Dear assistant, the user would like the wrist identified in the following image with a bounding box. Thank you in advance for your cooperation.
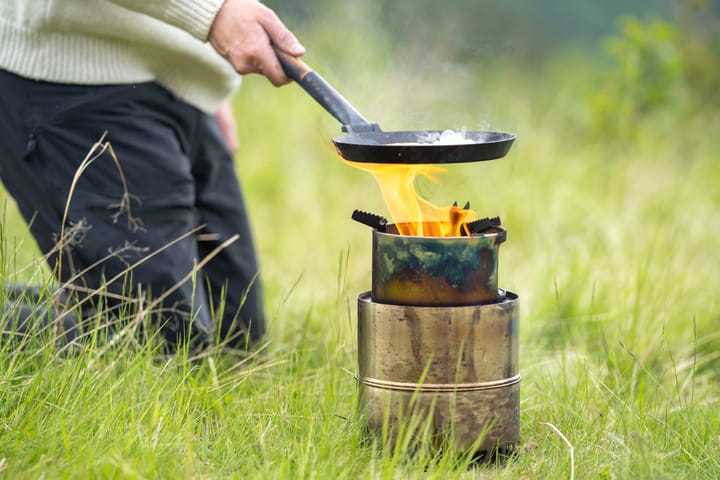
[164,0,226,40]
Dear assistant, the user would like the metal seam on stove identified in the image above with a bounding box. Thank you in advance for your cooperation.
[355,373,521,392]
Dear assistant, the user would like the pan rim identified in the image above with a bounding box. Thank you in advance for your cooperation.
[332,130,516,164]
[332,129,516,147]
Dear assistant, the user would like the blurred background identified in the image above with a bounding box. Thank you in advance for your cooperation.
[2,0,719,357]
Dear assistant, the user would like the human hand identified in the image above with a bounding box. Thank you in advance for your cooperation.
[209,0,305,86]
[215,100,239,154]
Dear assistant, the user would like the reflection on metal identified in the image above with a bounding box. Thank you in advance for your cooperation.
[371,227,505,306]
[357,291,520,453]
[357,373,521,393]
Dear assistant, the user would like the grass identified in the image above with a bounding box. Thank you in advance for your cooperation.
[1,46,719,478]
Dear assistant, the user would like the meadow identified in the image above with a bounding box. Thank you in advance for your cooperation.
[1,11,719,479]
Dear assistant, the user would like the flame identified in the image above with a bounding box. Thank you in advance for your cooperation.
[344,160,478,237]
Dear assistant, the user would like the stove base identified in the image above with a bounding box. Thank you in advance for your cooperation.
[357,290,520,454]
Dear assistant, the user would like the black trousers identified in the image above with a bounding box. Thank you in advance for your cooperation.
[0,69,265,348]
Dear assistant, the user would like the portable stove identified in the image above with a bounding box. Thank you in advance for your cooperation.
[352,212,520,459]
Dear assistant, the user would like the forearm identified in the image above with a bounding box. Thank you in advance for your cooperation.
[108,0,304,86]
[107,0,227,40]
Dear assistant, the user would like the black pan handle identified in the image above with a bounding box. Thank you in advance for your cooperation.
[273,46,380,133]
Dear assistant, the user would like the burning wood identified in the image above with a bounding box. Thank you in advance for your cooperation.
[351,209,502,239]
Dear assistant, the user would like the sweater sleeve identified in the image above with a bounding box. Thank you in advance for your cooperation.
[107,0,226,41]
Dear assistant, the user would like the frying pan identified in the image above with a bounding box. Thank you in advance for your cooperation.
[274,47,516,164]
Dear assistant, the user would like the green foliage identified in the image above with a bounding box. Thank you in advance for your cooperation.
[588,16,687,138]
[271,0,673,65]
[673,0,720,106]
[587,4,720,140]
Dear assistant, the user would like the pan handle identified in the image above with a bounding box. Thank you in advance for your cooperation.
[273,46,380,133]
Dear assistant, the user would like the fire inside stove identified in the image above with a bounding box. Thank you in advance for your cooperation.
[343,160,482,237]
[353,210,505,307]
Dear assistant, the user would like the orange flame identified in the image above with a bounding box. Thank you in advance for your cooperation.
[344,160,478,237]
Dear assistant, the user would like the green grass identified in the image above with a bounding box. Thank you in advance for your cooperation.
[1,50,719,478]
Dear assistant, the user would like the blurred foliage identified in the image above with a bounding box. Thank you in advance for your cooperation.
[586,1,720,139]
[590,1,720,138]
[673,0,720,104]
[269,0,673,65]
[588,17,688,138]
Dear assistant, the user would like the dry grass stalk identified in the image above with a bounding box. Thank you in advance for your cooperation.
[15,132,243,351]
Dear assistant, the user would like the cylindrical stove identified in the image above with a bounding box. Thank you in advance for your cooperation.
[355,221,520,458]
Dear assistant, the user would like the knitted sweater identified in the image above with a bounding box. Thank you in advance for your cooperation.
[0,0,239,113]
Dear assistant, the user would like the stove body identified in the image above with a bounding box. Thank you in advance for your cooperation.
[356,226,520,455]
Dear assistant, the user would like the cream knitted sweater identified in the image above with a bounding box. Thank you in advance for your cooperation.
[0,0,239,113]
